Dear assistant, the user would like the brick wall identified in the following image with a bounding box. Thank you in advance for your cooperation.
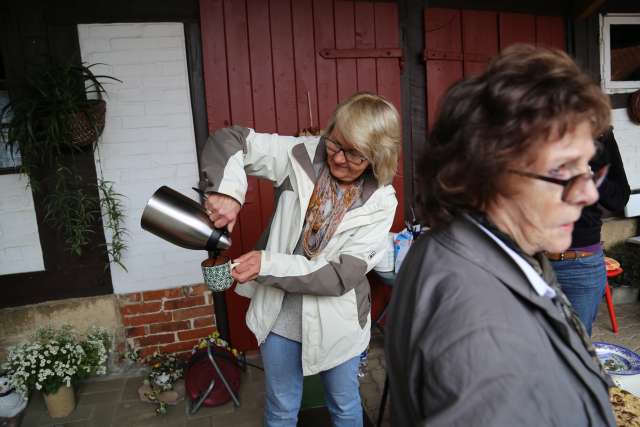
[118,284,216,359]
[0,174,44,275]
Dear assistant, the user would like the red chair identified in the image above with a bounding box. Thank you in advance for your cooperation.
[604,257,622,334]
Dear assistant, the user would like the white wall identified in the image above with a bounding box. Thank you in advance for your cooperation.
[0,174,44,275]
[611,109,640,217]
[78,23,205,294]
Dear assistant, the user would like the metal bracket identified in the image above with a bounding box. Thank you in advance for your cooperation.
[423,49,493,63]
[319,48,403,59]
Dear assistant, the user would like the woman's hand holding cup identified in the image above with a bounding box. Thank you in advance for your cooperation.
[231,251,261,283]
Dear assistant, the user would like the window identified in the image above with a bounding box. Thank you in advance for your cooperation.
[600,13,640,94]
[0,51,21,171]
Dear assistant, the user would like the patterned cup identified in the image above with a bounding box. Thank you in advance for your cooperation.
[201,257,235,292]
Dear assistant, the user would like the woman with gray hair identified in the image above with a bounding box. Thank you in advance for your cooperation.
[385,45,616,426]
[199,92,400,426]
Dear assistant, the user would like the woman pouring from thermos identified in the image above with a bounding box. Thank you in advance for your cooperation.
[198,92,400,427]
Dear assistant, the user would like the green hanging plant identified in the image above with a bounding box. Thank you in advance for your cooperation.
[0,61,127,269]
[98,179,128,271]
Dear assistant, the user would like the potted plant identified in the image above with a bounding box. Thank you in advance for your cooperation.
[0,61,127,269]
[1,325,111,418]
[137,351,186,415]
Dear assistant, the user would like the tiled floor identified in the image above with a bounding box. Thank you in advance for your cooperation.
[15,301,639,427]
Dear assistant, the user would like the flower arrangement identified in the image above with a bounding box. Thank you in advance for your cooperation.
[2,325,111,398]
[128,349,186,415]
[193,331,240,359]
[127,331,243,416]
[145,352,185,415]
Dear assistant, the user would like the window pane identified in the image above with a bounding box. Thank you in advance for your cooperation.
[0,90,21,169]
[610,24,640,82]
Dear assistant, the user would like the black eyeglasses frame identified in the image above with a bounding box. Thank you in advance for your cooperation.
[508,165,610,201]
[323,136,369,166]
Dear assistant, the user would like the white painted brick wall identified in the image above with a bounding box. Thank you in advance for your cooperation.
[613,109,640,189]
[0,174,45,274]
[78,23,203,294]
[612,109,640,217]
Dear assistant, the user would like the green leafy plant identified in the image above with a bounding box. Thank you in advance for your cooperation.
[2,325,111,397]
[98,178,128,271]
[0,61,127,269]
[145,352,185,415]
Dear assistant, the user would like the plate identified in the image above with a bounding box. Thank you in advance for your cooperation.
[605,256,621,271]
[612,374,640,397]
[594,342,640,375]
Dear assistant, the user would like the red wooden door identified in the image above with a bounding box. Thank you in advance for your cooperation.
[199,0,404,350]
[425,8,565,128]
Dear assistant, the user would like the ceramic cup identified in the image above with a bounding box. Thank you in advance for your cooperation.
[201,257,236,292]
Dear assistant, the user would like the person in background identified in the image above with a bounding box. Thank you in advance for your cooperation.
[385,44,616,426]
[549,126,630,335]
[199,93,400,427]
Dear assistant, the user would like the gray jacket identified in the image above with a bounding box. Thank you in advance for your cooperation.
[385,217,615,426]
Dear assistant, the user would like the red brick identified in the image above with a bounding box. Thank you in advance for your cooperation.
[172,306,213,321]
[191,285,208,295]
[120,301,162,316]
[143,288,183,301]
[138,346,158,359]
[163,296,206,311]
[178,326,215,341]
[159,339,200,354]
[193,317,214,328]
[125,326,147,338]
[149,321,190,334]
[135,333,175,347]
[119,292,142,304]
[122,312,172,327]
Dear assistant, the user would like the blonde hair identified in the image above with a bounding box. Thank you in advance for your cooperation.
[324,92,401,186]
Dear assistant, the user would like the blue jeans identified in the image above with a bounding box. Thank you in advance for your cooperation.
[551,250,606,336]
[260,333,363,427]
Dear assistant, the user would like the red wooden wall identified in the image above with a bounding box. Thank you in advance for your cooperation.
[199,0,404,350]
[424,8,565,128]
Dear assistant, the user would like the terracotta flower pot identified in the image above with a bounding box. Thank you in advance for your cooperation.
[43,385,75,418]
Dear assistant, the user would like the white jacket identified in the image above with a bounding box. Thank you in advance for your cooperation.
[199,126,397,375]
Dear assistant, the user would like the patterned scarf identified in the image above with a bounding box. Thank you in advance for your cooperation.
[302,166,363,258]
[472,214,612,386]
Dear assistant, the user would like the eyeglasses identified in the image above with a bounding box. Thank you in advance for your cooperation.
[324,136,369,166]
[508,165,609,202]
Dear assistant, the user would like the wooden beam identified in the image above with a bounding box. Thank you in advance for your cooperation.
[573,0,606,20]
[398,0,428,221]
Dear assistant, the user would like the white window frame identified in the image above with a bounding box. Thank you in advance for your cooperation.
[599,13,640,94]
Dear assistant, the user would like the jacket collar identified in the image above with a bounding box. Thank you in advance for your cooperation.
[433,216,612,399]
[291,137,379,205]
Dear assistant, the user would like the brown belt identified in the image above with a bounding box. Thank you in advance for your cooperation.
[545,250,595,261]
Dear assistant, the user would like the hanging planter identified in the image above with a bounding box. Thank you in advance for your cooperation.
[69,99,107,147]
[0,62,128,269]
